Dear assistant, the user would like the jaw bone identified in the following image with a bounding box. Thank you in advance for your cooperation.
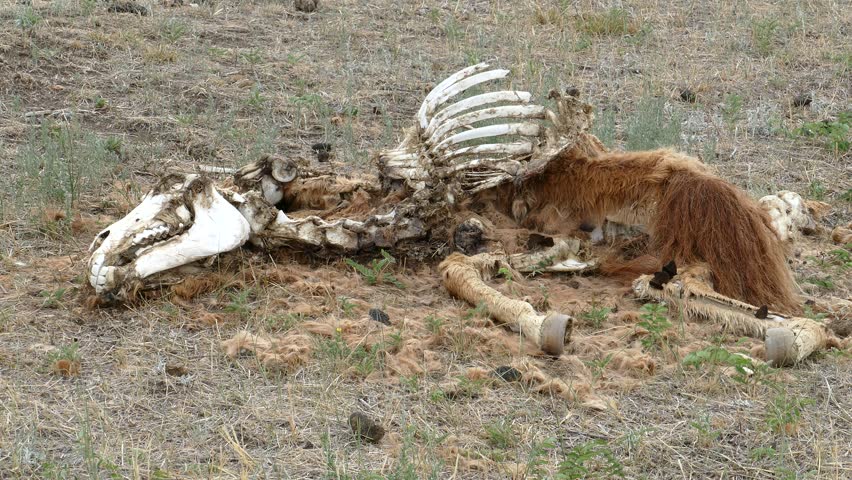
[87,174,250,298]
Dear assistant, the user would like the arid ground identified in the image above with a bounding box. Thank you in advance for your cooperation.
[0,1,850,478]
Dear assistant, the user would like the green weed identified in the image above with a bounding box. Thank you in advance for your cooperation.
[579,305,612,329]
[625,96,682,150]
[765,393,813,434]
[637,303,671,351]
[345,250,405,289]
[484,419,517,449]
[751,18,780,57]
[556,439,625,479]
[576,8,641,37]
[683,345,755,383]
[14,122,120,225]
[794,113,851,152]
[159,18,188,43]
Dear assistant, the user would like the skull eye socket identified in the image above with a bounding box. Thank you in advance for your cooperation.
[98,230,110,239]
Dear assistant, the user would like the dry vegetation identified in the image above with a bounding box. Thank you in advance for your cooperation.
[1,0,851,478]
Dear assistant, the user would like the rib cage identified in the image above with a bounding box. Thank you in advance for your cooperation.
[379,63,592,198]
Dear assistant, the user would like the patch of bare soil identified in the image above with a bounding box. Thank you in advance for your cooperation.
[0,1,850,478]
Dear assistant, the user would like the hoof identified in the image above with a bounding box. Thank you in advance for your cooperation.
[765,327,796,367]
[540,313,572,356]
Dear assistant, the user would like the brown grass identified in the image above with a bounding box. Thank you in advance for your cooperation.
[0,0,850,478]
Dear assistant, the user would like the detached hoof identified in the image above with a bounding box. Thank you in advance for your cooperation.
[540,313,572,356]
[765,327,796,367]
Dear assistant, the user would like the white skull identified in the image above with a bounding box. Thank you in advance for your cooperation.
[87,174,250,300]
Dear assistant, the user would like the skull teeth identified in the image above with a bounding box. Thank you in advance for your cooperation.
[88,254,114,293]
[132,222,187,246]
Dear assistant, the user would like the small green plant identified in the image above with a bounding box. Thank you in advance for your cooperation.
[804,276,835,291]
[750,446,777,461]
[625,96,682,150]
[576,8,641,37]
[400,375,419,393]
[239,48,263,65]
[579,304,612,329]
[682,345,755,383]
[751,18,780,57]
[40,288,68,309]
[47,342,81,366]
[637,303,671,351]
[315,330,382,377]
[722,93,744,128]
[338,296,357,317]
[15,122,120,223]
[802,305,828,322]
[807,180,828,200]
[15,7,42,33]
[765,393,813,434]
[689,414,720,447]
[224,288,254,320]
[484,419,517,450]
[827,247,852,269]
[524,437,557,478]
[159,18,188,43]
[425,314,444,334]
[584,353,613,387]
[93,96,108,110]
[464,302,488,320]
[264,313,301,332]
[794,113,851,152]
[102,136,122,156]
[556,439,625,479]
[344,250,405,288]
[840,188,852,202]
[246,85,266,109]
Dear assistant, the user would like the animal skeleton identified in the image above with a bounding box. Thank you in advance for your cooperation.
[86,64,834,365]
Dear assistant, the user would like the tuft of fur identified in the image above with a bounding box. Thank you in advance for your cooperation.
[520,137,798,311]
[652,169,797,312]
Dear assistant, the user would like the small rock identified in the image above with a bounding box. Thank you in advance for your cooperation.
[294,0,318,13]
[493,365,522,382]
[311,142,332,162]
[565,86,581,97]
[368,308,390,325]
[790,93,812,108]
[349,412,384,443]
[678,88,696,103]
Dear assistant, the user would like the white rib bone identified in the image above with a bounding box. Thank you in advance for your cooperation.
[427,105,547,146]
[443,143,533,163]
[445,157,525,176]
[426,70,512,122]
[432,123,541,152]
[425,91,532,137]
[417,63,491,129]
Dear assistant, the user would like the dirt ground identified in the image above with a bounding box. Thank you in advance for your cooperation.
[1,1,851,479]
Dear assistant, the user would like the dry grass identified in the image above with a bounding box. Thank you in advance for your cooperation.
[0,0,851,478]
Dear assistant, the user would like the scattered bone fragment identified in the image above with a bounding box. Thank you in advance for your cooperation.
[633,264,834,366]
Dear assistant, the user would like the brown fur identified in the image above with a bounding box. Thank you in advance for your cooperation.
[519,135,798,311]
